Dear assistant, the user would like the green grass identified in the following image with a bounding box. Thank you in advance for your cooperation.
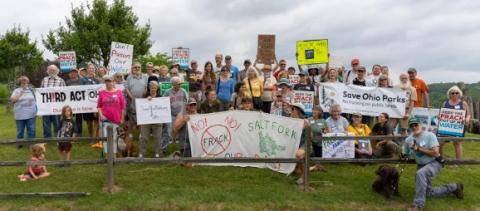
[0,106,479,210]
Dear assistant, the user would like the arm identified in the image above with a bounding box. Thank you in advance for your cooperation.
[173,113,186,133]
[272,58,278,72]
[414,145,440,157]
[424,91,431,108]
[10,89,22,103]
[464,101,471,123]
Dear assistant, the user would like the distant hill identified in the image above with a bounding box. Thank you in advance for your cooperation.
[428,81,480,108]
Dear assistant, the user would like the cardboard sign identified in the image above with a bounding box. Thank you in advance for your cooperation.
[257,34,276,64]
[296,39,329,65]
[289,75,300,85]
[108,42,134,75]
[437,108,466,137]
[319,83,407,118]
[188,111,304,174]
[172,48,190,70]
[58,51,76,73]
[292,90,314,116]
[322,133,355,159]
[135,97,172,125]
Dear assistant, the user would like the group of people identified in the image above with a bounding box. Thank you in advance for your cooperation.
[10,54,468,209]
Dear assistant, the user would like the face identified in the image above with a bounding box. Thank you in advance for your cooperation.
[146,64,154,74]
[352,63,359,70]
[87,65,96,76]
[150,85,158,93]
[299,75,306,83]
[329,69,337,80]
[160,68,168,75]
[69,71,79,80]
[244,62,251,69]
[312,108,321,118]
[171,71,179,76]
[114,75,123,83]
[80,70,87,77]
[222,69,229,77]
[19,77,29,85]
[379,78,388,87]
[372,66,382,75]
[408,71,416,80]
[187,103,197,112]
[243,101,253,110]
[172,81,181,90]
[65,108,72,117]
[400,75,409,84]
[279,62,286,70]
[215,55,222,64]
[225,59,232,65]
[378,114,387,124]
[288,68,295,75]
[357,69,365,79]
[105,80,114,89]
[381,67,389,75]
[205,63,213,72]
[450,90,460,100]
[191,63,198,70]
[207,91,217,101]
[47,67,57,76]
[352,115,362,124]
[410,123,422,135]
[240,85,247,93]
[331,109,341,119]
[98,67,107,76]
[132,64,141,75]
[247,69,255,78]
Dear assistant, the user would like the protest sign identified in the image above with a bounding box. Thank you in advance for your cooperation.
[289,75,300,85]
[135,97,172,125]
[437,108,465,137]
[296,39,329,65]
[187,111,304,174]
[319,83,407,118]
[172,47,190,70]
[411,108,440,133]
[322,133,355,158]
[292,90,314,116]
[58,51,76,73]
[35,84,124,116]
[257,34,275,64]
[159,82,189,96]
[108,42,134,75]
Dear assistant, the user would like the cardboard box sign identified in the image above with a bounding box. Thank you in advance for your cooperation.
[257,34,276,64]
[296,39,329,65]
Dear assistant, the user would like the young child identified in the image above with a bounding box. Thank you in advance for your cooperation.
[18,144,50,181]
[57,105,76,160]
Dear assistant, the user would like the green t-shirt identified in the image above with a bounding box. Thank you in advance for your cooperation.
[403,131,439,165]
[308,117,328,143]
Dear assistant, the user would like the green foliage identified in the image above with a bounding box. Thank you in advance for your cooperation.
[0,83,9,103]
[137,52,172,70]
[42,0,152,67]
[0,26,43,83]
[429,82,480,108]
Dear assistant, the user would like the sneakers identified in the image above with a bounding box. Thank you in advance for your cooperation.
[154,154,160,158]
[91,142,103,148]
[454,183,464,199]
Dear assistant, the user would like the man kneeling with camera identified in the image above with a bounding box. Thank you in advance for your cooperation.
[403,117,464,211]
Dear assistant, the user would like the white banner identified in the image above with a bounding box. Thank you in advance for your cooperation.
[319,83,406,118]
[412,108,440,133]
[437,108,465,137]
[292,90,314,116]
[135,97,172,125]
[322,133,355,158]
[35,84,124,116]
[187,111,304,174]
[108,41,134,75]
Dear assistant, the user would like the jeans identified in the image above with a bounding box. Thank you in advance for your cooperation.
[414,160,458,208]
[16,117,36,139]
[42,115,61,138]
[161,116,177,152]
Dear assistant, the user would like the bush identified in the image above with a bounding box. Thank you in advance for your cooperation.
[0,84,9,104]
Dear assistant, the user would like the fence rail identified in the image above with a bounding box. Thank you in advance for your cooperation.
[2,127,480,193]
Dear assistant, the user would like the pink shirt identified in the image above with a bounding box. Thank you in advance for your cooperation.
[97,89,125,124]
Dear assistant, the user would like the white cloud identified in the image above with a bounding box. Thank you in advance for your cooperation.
[1,0,479,83]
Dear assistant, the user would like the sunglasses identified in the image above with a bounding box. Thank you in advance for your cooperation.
[450,92,460,95]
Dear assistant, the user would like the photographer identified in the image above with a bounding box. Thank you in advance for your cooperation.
[403,117,463,211]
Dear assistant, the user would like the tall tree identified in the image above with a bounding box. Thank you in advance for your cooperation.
[0,26,43,84]
[43,0,152,67]
[137,52,172,70]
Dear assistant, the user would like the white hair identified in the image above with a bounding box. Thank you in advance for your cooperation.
[447,85,463,98]
[47,64,59,75]
[171,76,183,84]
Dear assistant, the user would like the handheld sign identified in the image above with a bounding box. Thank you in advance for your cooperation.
[159,82,189,96]
[291,90,314,116]
[58,51,76,73]
[296,39,329,65]
[135,97,172,125]
[257,34,276,64]
[108,42,134,75]
[437,108,466,137]
[289,75,300,85]
[322,133,355,159]
[172,48,190,71]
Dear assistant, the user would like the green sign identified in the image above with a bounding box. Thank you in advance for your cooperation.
[160,82,189,96]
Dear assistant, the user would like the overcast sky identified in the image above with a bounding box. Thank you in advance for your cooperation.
[1,0,479,83]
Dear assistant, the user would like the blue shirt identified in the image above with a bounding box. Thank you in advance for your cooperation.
[403,131,439,165]
[229,65,239,81]
[216,78,236,103]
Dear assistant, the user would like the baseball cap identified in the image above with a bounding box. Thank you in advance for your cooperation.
[407,67,417,73]
[352,112,362,117]
[299,71,308,76]
[351,58,360,65]
[225,55,232,60]
[277,78,291,87]
[187,98,197,105]
[408,117,421,126]
[244,59,251,64]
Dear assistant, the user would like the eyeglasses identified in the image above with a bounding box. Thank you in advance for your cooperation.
[280,64,286,66]
[133,66,141,69]
[450,92,460,95]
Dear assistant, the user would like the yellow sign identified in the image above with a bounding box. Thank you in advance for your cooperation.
[296,39,329,65]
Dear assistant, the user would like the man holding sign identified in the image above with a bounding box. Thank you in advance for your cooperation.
[438,86,471,160]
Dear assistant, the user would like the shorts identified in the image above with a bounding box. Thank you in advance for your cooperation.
[57,142,72,152]
[83,113,98,121]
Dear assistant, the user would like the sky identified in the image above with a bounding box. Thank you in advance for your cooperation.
[1,0,480,83]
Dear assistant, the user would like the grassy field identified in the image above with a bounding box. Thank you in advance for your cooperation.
[0,106,479,210]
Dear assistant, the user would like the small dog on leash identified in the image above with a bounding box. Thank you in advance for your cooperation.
[372,165,400,198]
[116,124,136,157]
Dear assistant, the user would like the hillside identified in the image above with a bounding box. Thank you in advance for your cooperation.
[428,82,480,108]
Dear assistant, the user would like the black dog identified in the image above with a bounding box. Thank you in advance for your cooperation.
[372,165,400,198]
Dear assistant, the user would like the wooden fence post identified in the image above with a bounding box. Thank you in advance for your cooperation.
[303,127,311,191]
[106,125,114,193]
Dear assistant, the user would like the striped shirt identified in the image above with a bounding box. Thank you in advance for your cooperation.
[41,75,66,88]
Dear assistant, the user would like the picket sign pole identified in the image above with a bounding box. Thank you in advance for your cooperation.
[106,126,114,193]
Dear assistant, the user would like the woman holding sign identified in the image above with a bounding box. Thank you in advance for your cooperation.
[138,81,163,158]
[97,75,126,158]
[439,86,471,160]
[10,76,37,147]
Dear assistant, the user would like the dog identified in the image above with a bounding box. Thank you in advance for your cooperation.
[116,124,136,157]
[372,165,400,198]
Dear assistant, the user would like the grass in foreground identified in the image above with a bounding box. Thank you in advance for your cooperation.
[0,106,479,210]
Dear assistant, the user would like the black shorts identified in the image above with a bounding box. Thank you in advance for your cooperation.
[83,113,98,121]
[58,142,72,152]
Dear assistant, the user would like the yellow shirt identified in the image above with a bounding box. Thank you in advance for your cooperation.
[347,124,371,144]
[244,77,263,97]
